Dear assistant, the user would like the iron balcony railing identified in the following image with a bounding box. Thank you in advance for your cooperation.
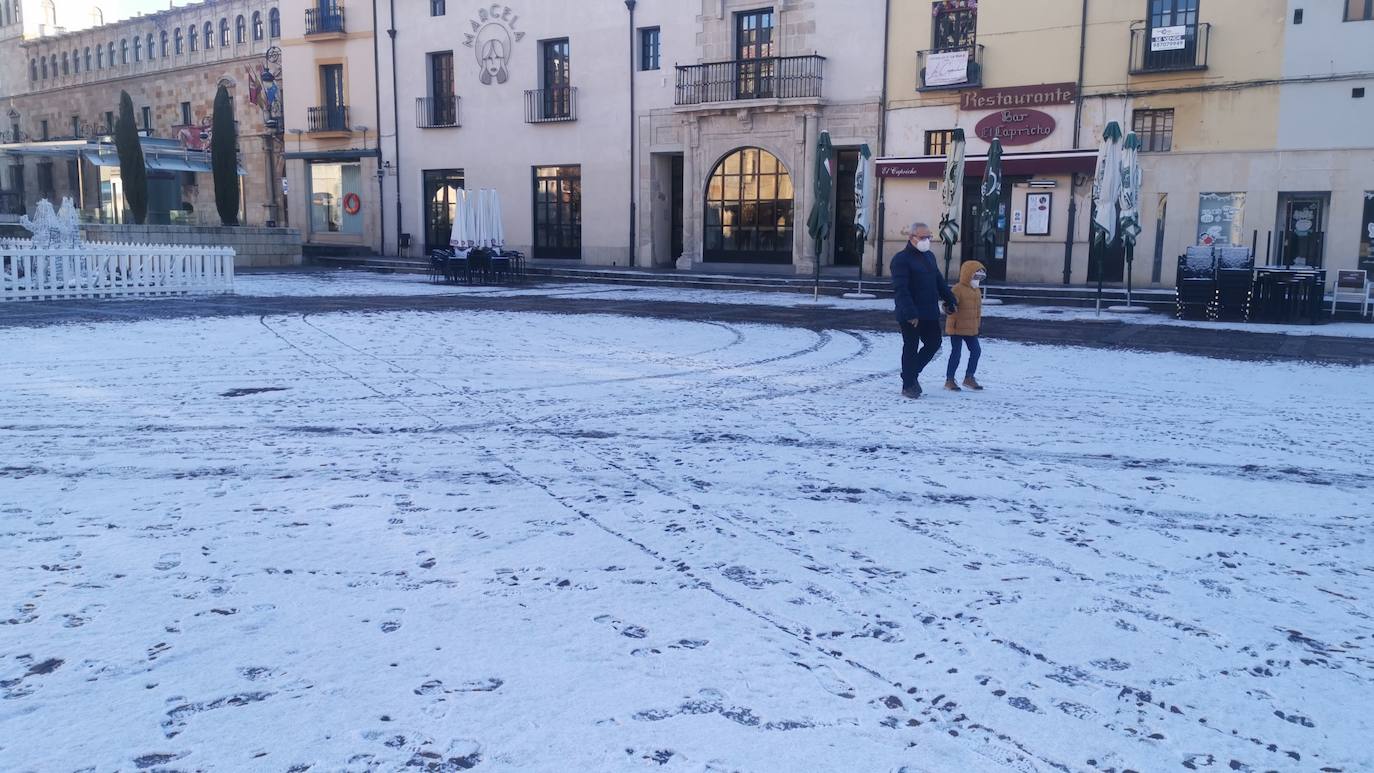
[416,95,460,128]
[674,55,825,106]
[916,44,983,91]
[524,87,577,123]
[305,3,345,35]
[1129,22,1210,74]
[307,105,350,132]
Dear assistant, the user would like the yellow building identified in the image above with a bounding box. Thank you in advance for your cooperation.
[279,0,382,255]
[880,0,1374,288]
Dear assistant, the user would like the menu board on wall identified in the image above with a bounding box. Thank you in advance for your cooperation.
[1197,192,1246,247]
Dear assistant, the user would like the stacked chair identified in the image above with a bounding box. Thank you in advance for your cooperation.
[1214,246,1255,321]
[1176,246,1219,320]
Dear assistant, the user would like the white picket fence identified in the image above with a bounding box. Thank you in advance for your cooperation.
[1,241,235,302]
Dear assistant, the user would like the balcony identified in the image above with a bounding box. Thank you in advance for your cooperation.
[524,87,577,124]
[305,3,346,37]
[917,45,983,91]
[307,105,350,136]
[416,95,460,128]
[1129,22,1210,74]
[674,55,825,106]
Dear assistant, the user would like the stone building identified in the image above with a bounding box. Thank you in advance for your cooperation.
[377,0,886,273]
[0,0,286,226]
[879,0,1374,288]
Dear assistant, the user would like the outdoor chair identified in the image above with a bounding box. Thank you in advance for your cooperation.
[1331,270,1371,318]
[427,250,448,284]
[1176,247,1217,320]
[1214,247,1255,320]
[490,253,513,284]
[468,249,492,284]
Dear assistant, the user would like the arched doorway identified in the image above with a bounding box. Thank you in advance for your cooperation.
[703,147,794,264]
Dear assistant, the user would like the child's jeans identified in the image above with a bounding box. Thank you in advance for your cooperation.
[946,335,981,380]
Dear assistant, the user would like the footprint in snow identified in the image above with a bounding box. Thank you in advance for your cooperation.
[804,663,856,699]
[153,553,181,571]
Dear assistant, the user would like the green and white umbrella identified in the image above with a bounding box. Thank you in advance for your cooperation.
[806,130,835,300]
[1090,121,1124,312]
[938,128,966,279]
[1118,132,1143,305]
[1091,121,1123,247]
[978,137,1003,264]
[844,143,877,299]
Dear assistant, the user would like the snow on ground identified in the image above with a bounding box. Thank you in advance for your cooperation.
[233,270,1374,338]
[3,308,1372,772]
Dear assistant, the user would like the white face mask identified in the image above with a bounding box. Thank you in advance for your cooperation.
[971,279,981,288]
[916,238,932,252]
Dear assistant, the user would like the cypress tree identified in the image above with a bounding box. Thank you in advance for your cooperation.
[114,91,148,224]
[211,84,240,226]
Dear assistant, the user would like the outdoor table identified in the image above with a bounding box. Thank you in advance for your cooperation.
[1252,267,1326,324]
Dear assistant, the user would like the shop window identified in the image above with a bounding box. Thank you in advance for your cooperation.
[309,162,364,235]
[1346,0,1373,21]
[1196,192,1246,247]
[532,165,582,259]
[704,147,794,264]
[932,0,977,50]
[639,27,660,71]
[1133,108,1174,152]
[924,129,956,156]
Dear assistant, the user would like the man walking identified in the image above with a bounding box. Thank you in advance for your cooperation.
[891,222,957,398]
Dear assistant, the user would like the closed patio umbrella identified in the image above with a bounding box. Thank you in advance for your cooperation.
[806,130,835,301]
[1118,132,1143,307]
[448,188,470,250]
[1090,121,1124,313]
[977,138,1003,268]
[844,143,876,299]
[939,128,966,281]
[489,189,505,250]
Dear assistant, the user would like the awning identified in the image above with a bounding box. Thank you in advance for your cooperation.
[283,148,381,161]
[81,148,241,174]
[877,149,1098,179]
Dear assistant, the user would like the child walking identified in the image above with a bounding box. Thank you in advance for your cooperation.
[944,260,986,392]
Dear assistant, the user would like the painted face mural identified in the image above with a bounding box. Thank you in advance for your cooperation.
[476,24,511,85]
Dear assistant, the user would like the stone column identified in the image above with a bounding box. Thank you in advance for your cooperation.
[794,111,818,276]
[677,117,700,270]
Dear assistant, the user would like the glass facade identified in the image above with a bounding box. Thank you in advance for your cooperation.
[704,147,794,263]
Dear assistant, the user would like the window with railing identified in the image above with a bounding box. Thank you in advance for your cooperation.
[1131,0,1208,73]
[735,9,774,100]
[533,39,573,121]
[921,0,980,89]
[932,0,977,50]
[1132,108,1174,152]
[925,129,956,156]
[306,2,345,35]
[674,55,824,105]
[419,51,458,127]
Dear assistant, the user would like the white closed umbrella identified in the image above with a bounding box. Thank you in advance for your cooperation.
[448,188,468,249]
[464,188,480,249]
[489,189,504,250]
[1090,121,1124,313]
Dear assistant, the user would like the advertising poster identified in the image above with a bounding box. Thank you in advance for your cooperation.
[1196,192,1246,247]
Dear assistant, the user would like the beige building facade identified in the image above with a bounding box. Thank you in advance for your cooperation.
[279,0,381,254]
[880,0,1374,289]
[0,0,287,226]
[377,0,886,273]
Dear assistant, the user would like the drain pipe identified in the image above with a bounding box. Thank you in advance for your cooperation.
[388,0,402,256]
[625,0,636,267]
[372,0,386,255]
[874,0,892,278]
[1063,0,1089,284]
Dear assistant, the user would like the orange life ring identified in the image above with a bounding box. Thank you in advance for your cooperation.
[343,193,361,215]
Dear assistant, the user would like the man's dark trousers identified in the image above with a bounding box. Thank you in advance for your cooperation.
[899,318,943,390]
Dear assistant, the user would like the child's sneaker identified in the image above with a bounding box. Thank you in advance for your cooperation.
[962,376,984,391]
[944,379,961,391]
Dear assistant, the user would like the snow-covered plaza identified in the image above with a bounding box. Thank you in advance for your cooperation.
[3,300,1372,772]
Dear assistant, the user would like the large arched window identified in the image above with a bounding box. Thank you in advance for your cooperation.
[252,11,263,40]
[147,33,155,59]
[31,58,38,81]
[61,51,69,74]
[204,22,214,49]
[268,8,280,38]
[235,15,245,44]
[107,42,114,65]
[84,47,91,70]
[71,49,78,73]
[174,29,182,55]
[189,26,198,52]
[120,39,127,64]
[160,31,168,57]
[220,18,229,46]
[133,36,141,62]
[96,45,103,68]
[704,147,795,263]
[50,53,57,76]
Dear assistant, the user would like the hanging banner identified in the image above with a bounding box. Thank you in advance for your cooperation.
[925,49,970,87]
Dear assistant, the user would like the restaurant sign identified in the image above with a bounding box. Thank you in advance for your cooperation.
[960,82,1076,111]
[974,109,1056,146]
